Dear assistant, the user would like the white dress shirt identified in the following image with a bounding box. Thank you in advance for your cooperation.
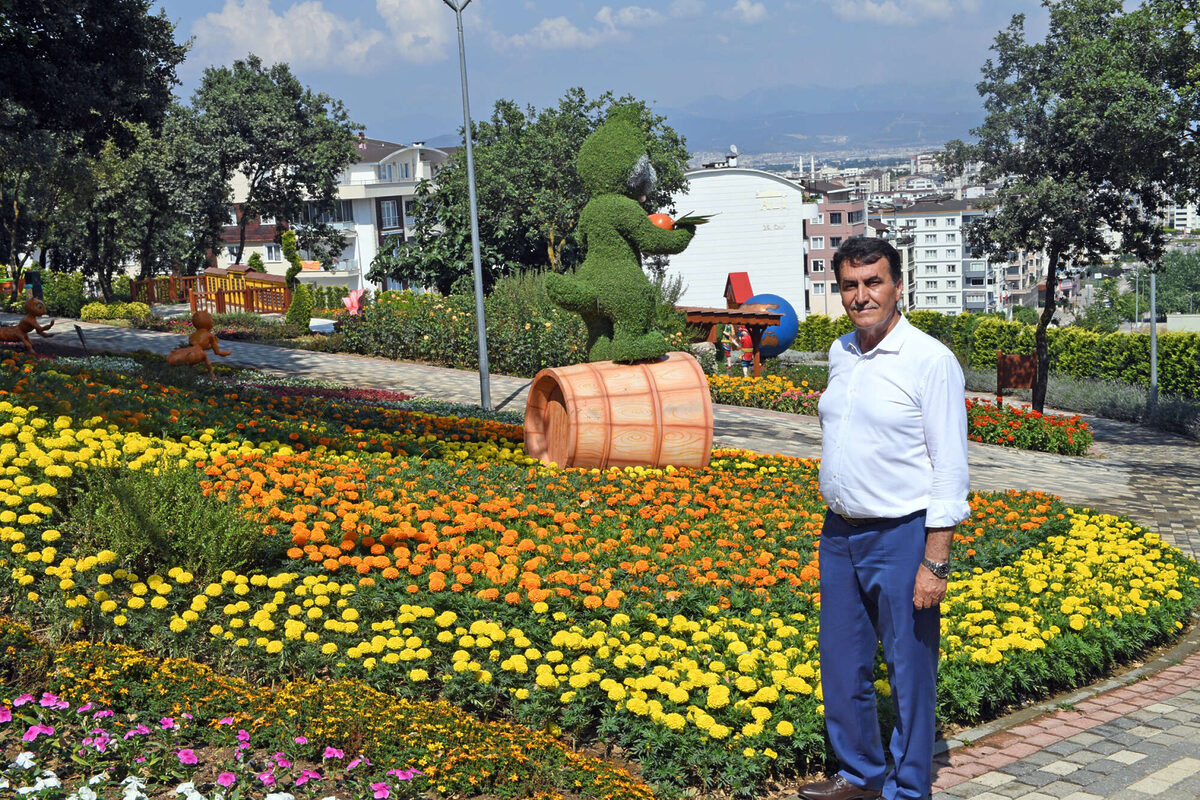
[818,314,970,529]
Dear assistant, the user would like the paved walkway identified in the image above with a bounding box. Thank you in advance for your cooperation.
[7,317,1200,800]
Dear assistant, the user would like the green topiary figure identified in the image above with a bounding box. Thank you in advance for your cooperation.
[545,107,696,363]
[246,251,266,272]
[281,230,303,289]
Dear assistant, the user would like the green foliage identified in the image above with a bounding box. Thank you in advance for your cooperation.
[42,271,86,317]
[944,0,1194,409]
[62,462,276,582]
[79,301,152,324]
[281,229,302,289]
[376,88,691,294]
[284,282,314,329]
[791,314,853,353]
[246,251,265,272]
[906,310,953,342]
[310,284,350,311]
[1012,305,1039,326]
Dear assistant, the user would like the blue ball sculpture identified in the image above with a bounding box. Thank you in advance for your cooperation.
[739,293,798,359]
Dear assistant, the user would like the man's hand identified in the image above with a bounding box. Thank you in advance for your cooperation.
[913,565,947,609]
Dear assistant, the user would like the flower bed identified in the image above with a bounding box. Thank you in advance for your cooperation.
[707,376,1094,456]
[0,354,1194,797]
[966,398,1093,456]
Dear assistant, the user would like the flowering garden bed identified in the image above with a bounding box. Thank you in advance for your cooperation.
[0,354,1195,799]
[707,375,1094,456]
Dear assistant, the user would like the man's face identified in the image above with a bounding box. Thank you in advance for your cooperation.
[838,257,902,331]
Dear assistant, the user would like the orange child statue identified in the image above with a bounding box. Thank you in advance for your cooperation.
[167,310,232,375]
[0,298,55,354]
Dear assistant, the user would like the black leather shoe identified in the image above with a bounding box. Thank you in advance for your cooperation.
[795,774,882,800]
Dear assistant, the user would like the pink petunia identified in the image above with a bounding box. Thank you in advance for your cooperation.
[258,769,276,787]
[323,746,344,760]
[217,773,236,788]
[273,752,292,769]
[217,717,234,726]
[160,717,177,730]
[372,782,390,799]
[237,729,251,743]
[295,769,322,786]
[22,723,53,742]
[0,707,11,723]
[93,710,114,719]
[38,693,60,707]
[13,694,33,707]
[177,748,198,765]
[77,703,94,714]
[294,736,308,745]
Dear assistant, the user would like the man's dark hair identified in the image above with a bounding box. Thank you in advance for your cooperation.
[831,237,902,284]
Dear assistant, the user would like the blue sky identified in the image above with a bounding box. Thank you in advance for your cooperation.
[155,0,1049,147]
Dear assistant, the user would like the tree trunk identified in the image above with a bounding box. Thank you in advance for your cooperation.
[235,206,247,265]
[1033,246,1061,413]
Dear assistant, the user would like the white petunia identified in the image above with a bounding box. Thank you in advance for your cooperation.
[13,752,36,769]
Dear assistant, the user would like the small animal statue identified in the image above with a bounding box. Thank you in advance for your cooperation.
[0,297,55,354]
[545,106,696,363]
[167,310,232,375]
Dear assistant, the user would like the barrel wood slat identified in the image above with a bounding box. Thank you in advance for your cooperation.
[525,352,713,470]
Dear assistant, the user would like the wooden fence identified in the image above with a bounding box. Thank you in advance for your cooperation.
[132,269,292,314]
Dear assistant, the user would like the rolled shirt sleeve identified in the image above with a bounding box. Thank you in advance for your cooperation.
[920,353,971,528]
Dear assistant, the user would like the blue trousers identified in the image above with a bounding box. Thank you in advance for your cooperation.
[818,511,940,800]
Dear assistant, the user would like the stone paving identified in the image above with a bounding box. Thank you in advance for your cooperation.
[6,316,1200,800]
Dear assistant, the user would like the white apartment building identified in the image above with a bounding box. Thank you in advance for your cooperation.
[222,136,454,291]
[1165,201,1200,232]
[874,198,993,315]
[664,167,816,311]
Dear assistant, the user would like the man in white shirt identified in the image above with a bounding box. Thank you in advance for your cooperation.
[795,237,970,800]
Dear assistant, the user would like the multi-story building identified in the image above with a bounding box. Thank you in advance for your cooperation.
[222,136,455,290]
[802,180,868,318]
[873,197,993,315]
[663,166,816,311]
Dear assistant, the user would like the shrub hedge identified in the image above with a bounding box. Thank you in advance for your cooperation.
[792,312,1200,400]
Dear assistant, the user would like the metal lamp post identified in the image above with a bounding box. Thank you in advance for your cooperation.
[442,0,492,410]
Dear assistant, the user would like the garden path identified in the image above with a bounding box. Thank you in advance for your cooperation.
[7,316,1200,800]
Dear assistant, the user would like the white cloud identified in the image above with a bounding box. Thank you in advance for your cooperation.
[727,0,767,23]
[192,0,386,71]
[670,0,706,16]
[376,0,453,63]
[497,5,670,51]
[827,0,980,26]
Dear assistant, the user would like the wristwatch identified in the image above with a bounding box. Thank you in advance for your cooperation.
[921,558,951,579]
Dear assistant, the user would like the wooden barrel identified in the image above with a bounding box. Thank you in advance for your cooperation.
[524,351,713,470]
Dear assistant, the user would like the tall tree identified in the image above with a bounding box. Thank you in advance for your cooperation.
[0,0,186,155]
[946,0,1192,411]
[190,55,360,264]
[375,88,690,294]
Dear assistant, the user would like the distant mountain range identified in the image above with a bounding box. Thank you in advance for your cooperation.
[422,81,987,158]
[664,82,986,157]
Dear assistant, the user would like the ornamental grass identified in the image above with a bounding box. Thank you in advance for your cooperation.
[0,353,1195,798]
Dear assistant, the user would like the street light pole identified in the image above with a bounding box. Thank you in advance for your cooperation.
[443,0,492,410]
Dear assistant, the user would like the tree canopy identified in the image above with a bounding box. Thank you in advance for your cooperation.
[373,88,691,295]
[190,55,360,265]
[946,0,1195,410]
[0,0,186,155]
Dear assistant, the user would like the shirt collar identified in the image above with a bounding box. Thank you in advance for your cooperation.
[850,312,911,356]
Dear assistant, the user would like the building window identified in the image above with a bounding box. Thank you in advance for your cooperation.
[925,218,937,227]
[924,249,938,259]
[265,244,282,262]
[947,279,957,288]
[813,283,825,295]
[924,234,937,243]
[400,162,411,180]
[811,213,824,225]
[227,206,239,226]
[924,295,936,305]
[847,209,864,224]
[403,199,416,219]
[925,265,937,274]
[830,236,843,248]
[810,258,825,273]
[947,264,957,273]
[378,163,394,182]
[947,218,958,226]
[828,211,843,225]
[946,233,957,242]
[380,200,400,229]
[226,245,239,263]
[811,236,825,250]
[946,296,957,305]
[945,249,958,258]
[925,280,938,289]
[260,215,276,226]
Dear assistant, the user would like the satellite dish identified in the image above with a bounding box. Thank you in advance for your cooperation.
[730,144,739,155]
